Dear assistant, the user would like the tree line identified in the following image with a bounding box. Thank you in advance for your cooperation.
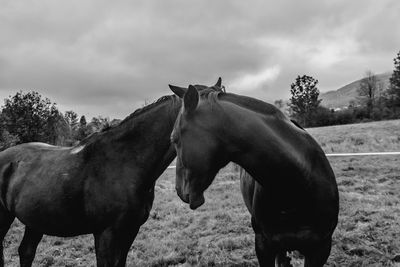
[0,91,116,150]
[286,50,400,127]
[1,50,399,149]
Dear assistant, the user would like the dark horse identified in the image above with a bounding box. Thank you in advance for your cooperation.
[0,78,223,267]
[169,85,339,267]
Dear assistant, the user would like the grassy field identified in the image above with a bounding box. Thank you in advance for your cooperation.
[3,119,400,266]
[307,119,400,153]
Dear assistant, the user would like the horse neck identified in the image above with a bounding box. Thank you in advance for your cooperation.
[100,96,181,188]
[216,99,308,186]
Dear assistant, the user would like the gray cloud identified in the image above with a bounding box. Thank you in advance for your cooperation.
[0,0,399,118]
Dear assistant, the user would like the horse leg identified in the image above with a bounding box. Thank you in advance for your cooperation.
[18,227,43,267]
[275,251,292,267]
[254,232,279,267]
[303,237,332,267]
[0,210,14,267]
[251,217,276,267]
[94,225,140,267]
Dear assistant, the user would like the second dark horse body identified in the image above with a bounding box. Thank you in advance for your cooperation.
[170,85,339,267]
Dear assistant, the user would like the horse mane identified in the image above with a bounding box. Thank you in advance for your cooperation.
[78,95,177,146]
[78,84,224,147]
[119,95,176,126]
[199,90,285,119]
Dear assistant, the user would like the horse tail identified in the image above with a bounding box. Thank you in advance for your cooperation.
[0,161,15,211]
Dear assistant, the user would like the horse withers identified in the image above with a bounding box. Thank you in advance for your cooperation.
[0,78,223,267]
[170,85,339,267]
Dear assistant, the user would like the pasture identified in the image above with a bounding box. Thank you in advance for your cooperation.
[3,119,400,266]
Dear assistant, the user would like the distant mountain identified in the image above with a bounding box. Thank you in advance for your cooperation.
[320,72,392,109]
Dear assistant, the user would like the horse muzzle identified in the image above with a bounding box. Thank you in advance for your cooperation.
[175,186,205,209]
[189,192,205,210]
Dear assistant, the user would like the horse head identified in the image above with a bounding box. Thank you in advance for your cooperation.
[170,78,229,209]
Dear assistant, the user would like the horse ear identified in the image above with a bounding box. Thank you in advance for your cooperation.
[184,85,199,113]
[215,77,222,87]
[169,85,187,98]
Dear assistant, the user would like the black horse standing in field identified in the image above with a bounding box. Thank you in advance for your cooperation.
[0,79,223,267]
[170,85,339,267]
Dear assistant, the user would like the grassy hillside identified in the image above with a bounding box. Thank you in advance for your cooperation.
[320,72,392,109]
[3,120,400,266]
[307,119,400,153]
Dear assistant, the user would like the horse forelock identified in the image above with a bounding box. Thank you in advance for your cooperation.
[193,84,225,93]
[196,89,224,109]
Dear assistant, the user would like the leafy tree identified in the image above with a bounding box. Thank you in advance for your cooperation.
[274,99,289,116]
[46,107,70,145]
[0,91,66,145]
[308,106,333,127]
[0,127,19,151]
[64,110,79,130]
[79,115,87,127]
[75,115,89,141]
[74,115,110,141]
[289,75,322,127]
[388,50,400,109]
[63,110,81,145]
[357,70,379,118]
[274,99,284,110]
[89,116,110,132]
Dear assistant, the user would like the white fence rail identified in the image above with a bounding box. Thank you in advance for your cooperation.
[326,152,400,157]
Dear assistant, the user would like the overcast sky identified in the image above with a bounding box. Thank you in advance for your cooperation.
[1,1,399,119]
